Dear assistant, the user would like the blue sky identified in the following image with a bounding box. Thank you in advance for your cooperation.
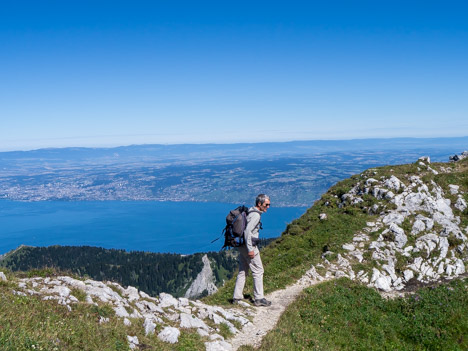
[1,1,467,151]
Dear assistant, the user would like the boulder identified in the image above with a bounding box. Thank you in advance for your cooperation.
[158,327,180,344]
[0,272,7,282]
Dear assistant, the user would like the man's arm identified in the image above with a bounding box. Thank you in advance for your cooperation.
[244,212,260,257]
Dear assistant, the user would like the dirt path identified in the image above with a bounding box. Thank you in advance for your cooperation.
[230,275,326,350]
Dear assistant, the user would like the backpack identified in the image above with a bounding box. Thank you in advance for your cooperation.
[221,205,250,249]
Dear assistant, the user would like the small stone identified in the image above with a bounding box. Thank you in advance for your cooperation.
[0,272,7,282]
[123,318,132,326]
[319,213,327,220]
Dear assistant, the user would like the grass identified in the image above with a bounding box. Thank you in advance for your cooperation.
[250,278,468,351]
[0,271,208,351]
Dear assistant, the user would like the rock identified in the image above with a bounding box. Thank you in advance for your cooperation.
[403,270,414,282]
[389,223,407,248]
[159,292,179,308]
[158,327,180,344]
[180,313,209,330]
[205,340,233,351]
[0,272,7,282]
[184,254,218,299]
[99,317,109,324]
[384,176,402,192]
[411,219,426,235]
[114,306,130,318]
[319,213,327,220]
[124,318,132,326]
[455,197,467,212]
[143,318,156,336]
[383,212,405,225]
[127,336,139,350]
[419,156,431,164]
[342,244,355,251]
[375,276,392,292]
[449,185,459,195]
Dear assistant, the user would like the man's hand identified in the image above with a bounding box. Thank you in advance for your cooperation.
[248,251,255,259]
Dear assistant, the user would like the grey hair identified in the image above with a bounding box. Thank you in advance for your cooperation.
[255,194,270,206]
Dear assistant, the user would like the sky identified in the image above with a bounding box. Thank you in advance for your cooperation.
[1,1,467,151]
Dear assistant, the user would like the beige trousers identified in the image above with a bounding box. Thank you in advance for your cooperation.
[233,245,264,301]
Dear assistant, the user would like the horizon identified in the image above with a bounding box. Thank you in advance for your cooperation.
[2,1,467,151]
[1,135,467,153]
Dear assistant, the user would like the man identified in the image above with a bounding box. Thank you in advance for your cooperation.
[233,194,271,307]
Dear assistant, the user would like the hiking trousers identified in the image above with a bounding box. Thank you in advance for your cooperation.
[233,245,264,301]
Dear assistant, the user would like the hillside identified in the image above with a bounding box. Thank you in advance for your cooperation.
[0,246,237,299]
[1,153,467,350]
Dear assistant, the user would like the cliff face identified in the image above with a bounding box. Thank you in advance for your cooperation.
[184,254,218,299]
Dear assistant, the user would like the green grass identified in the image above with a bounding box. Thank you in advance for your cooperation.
[251,278,468,351]
[0,272,207,351]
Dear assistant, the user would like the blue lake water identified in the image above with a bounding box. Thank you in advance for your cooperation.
[0,201,306,255]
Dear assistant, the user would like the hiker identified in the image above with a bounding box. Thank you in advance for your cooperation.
[233,194,272,307]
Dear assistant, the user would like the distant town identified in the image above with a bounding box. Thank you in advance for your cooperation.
[0,139,465,207]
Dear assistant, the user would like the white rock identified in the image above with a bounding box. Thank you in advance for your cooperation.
[158,327,180,344]
[205,340,233,351]
[403,270,414,282]
[185,254,218,299]
[319,213,328,220]
[383,212,405,225]
[0,272,7,282]
[449,184,459,195]
[366,178,379,186]
[124,318,132,326]
[143,318,156,335]
[411,219,426,235]
[375,276,392,292]
[419,156,431,164]
[384,176,402,191]
[342,244,355,251]
[197,328,210,337]
[159,292,179,308]
[114,306,130,318]
[180,313,209,330]
[389,223,407,248]
[99,316,109,324]
[455,197,467,212]
[127,335,139,350]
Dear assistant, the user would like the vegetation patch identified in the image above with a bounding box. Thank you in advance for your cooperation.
[255,277,468,351]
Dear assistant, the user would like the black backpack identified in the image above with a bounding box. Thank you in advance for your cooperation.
[222,205,249,249]
[211,206,262,249]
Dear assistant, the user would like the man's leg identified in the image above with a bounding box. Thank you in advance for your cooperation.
[233,247,250,300]
[250,250,264,301]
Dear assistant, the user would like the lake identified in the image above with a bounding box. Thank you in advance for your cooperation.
[0,201,306,255]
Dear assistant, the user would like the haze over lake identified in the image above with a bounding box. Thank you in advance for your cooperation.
[0,201,305,255]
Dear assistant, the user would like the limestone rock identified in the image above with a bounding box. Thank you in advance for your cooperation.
[205,340,233,351]
[158,327,180,344]
[143,318,156,336]
[184,254,218,299]
[0,272,7,282]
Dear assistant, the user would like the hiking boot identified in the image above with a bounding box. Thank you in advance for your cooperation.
[232,298,242,305]
[254,298,272,307]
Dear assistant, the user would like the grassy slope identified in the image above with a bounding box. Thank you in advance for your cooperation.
[249,277,468,351]
[208,157,468,350]
[0,270,204,351]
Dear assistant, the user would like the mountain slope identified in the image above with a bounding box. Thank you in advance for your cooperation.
[1,153,467,351]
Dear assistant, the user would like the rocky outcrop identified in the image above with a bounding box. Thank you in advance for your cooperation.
[449,151,468,162]
[185,254,218,299]
[9,274,252,351]
[302,156,467,293]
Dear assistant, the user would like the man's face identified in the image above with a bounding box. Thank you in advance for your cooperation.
[259,199,271,212]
